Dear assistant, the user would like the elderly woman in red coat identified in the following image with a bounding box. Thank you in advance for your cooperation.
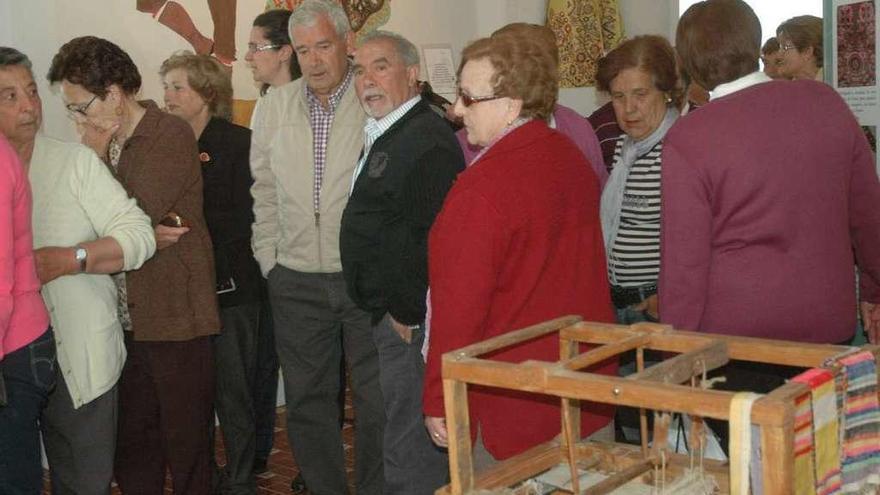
[422,32,616,464]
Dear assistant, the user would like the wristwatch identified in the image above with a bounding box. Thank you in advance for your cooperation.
[74,246,88,273]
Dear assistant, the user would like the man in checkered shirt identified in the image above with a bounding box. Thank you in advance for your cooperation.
[249,1,384,493]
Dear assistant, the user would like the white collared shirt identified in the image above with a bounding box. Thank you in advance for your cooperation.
[350,95,422,194]
[710,71,772,101]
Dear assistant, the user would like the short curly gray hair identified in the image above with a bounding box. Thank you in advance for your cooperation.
[358,31,419,67]
[289,0,351,40]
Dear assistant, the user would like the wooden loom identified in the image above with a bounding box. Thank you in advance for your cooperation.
[436,316,880,494]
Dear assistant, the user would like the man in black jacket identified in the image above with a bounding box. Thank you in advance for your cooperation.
[340,30,464,495]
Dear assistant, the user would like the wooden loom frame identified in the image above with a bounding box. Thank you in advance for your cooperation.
[436,316,880,494]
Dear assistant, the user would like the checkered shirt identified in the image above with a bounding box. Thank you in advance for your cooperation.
[306,66,354,221]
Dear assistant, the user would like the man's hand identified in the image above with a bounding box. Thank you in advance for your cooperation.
[34,246,77,284]
[860,301,880,344]
[155,224,190,250]
[425,416,448,448]
[389,315,413,343]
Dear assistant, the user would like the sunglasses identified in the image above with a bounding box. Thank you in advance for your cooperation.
[457,90,504,107]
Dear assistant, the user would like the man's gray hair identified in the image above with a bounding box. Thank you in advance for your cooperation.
[0,47,32,70]
[359,30,420,67]
[289,0,351,39]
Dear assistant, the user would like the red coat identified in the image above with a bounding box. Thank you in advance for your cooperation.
[423,120,616,460]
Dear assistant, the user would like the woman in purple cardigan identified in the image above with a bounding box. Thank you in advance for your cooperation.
[662,0,880,370]
[662,0,880,452]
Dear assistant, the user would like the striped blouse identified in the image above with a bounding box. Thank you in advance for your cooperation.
[607,138,663,287]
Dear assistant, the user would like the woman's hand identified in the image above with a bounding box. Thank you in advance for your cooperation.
[633,294,659,321]
[860,301,880,344]
[425,416,449,448]
[155,224,190,250]
[76,117,119,160]
[33,246,77,284]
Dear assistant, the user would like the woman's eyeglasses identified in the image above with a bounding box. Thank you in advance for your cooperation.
[247,43,282,53]
[780,42,797,52]
[457,90,503,107]
[65,95,97,119]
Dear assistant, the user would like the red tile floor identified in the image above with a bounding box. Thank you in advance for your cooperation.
[42,405,357,494]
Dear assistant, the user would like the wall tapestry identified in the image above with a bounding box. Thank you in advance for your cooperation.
[546,0,624,87]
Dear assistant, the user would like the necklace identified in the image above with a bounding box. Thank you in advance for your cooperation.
[108,137,123,169]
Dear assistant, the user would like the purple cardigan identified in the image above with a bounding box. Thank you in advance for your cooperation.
[455,104,608,188]
[659,79,880,344]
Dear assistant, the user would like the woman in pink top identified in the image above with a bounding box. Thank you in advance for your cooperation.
[0,129,54,492]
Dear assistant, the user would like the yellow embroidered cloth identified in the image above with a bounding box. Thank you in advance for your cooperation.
[546,0,624,87]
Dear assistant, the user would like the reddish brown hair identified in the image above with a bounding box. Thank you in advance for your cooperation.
[777,15,823,65]
[491,23,559,66]
[458,34,557,121]
[676,0,761,91]
[595,35,683,108]
[762,37,780,55]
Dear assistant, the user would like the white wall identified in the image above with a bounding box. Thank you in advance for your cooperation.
[0,0,679,138]
[561,0,677,115]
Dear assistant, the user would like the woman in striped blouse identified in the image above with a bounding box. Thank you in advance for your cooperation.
[595,36,682,324]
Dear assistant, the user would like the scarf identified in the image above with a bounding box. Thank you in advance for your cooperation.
[600,107,679,259]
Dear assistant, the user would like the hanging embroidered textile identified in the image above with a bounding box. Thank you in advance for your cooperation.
[836,351,880,493]
[546,0,624,88]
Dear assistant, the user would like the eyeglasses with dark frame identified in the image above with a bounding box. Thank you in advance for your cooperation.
[65,94,97,119]
[456,89,504,107]
[247,43,282,53]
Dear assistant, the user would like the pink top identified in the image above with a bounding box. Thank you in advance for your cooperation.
[0,135,49,359]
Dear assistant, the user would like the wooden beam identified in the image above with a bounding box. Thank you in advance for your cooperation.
[442,379,473,494]
[558,334,651,371]
[583,458,655,495]
[562,322,852,368]
[626,341,728,384]
[443,358,799,426]
[434,442,562,494]
[443,315,581,359]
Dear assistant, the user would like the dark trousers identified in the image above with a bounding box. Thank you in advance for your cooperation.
[253,300,278,464]
[373,314,448,495]
[115,334,215,495]
[706,360,801,454]
[268,266,384,495]
[0,327,55,495]
[42,370,117,495]
[213,303,262,494]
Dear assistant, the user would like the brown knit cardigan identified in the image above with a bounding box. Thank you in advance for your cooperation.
[114,101,220,341]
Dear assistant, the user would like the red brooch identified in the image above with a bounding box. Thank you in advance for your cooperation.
[199,152,211,163]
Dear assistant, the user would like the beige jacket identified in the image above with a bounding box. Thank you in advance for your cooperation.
[250,77,365,275]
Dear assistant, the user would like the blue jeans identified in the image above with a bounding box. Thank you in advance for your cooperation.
[0,327,56,494]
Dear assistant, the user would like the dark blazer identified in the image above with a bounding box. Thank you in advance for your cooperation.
[340,99,464,325]
[116,101,220,341]
[198,117,263,308]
